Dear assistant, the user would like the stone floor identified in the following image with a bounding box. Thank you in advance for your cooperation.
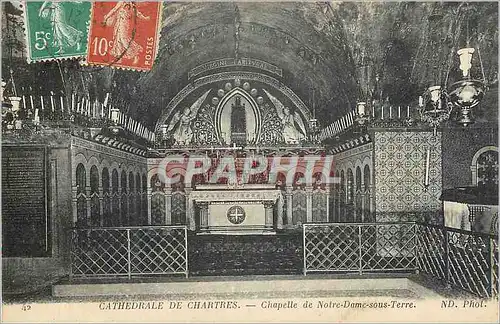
[188,232,303,276]
[3,273,478,305]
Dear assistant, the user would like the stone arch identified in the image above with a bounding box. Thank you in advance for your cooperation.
[155,71,312,131]
[72,153,87,186]
[470,146,498,186]
[76,163,86,194]
[215,87,262,144]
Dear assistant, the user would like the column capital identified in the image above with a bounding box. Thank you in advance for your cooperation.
[163,186,172,195]
[198,201,209,209]
[263,201,274,209]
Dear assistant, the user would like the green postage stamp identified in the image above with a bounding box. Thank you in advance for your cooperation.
[24,1,91,62]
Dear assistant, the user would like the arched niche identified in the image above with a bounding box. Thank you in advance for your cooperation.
[215,87,261,145]
[470,146,498,187]
[155,71,312,132]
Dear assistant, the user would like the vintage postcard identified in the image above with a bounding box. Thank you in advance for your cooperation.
[86,1,162,71]
[1,0,499,323]
[24,1,91,62]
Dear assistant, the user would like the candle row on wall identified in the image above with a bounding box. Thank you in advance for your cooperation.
[318,110,356,141]
[318,105,414,141]
[12,92,155,143]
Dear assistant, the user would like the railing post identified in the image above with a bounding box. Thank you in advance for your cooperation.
[414,223,420,274]
[184,227,189,278]
[127,229,131,279]
[69,228,73,280]
[358,225,363,275]
[303,224,307,276]
[444,227,451,287]
[488,237,494,297]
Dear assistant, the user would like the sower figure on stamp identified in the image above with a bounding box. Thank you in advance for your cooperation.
[39,1,84,54]
[103,2,150,65]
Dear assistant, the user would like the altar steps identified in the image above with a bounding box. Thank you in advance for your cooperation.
[188,232,303,276]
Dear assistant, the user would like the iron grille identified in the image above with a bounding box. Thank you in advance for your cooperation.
[304,222,498,298]
[70,226,188,278]
[303,223,418,274]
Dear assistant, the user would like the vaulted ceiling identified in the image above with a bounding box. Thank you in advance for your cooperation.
[3,1,499,129]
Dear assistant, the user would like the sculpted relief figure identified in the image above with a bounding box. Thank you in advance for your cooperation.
[166,107,197,145]
[165,90,211,146]
[264,89,307,144]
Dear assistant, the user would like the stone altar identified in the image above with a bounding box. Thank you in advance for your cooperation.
[189,184,283,235]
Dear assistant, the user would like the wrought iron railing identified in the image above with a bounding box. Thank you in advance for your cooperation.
[303,222,418,275]
[303,222,499,298]
[417,223,498,298]
[70,226,188,278]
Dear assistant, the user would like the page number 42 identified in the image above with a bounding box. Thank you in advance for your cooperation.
[22,304,32,311]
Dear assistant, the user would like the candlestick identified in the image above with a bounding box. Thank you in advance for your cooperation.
[424,148,430,187]
[34,109,39,124]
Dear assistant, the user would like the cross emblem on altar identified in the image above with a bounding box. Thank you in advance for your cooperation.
[227,206,246,224]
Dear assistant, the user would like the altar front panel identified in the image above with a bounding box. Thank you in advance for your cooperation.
[208,203,265,228]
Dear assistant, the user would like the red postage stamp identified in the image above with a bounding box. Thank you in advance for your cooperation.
[87,1,162,71]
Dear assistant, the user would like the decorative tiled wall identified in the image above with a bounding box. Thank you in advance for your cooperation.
[374,131,442,223]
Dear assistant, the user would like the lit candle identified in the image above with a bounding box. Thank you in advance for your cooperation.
[60,96,64,113]
[30,94,34,111]
[389,106,392,119]
[407,105,410,118]
[398,106,401,119]
[381,105,384,119]
[22,94,26,111]
[50,91,55,112]
[40,95,45,111]
[418,96,423,107]
[71,93,75,112]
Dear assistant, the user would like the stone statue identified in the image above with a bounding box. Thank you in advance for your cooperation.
[264,89,307,144]
[165,89,211,145]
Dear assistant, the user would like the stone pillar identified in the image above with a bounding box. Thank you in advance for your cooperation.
[264,201,274,229]
[199,202,209,230]
[277,193,284,230]
[306,186,313,223]
[164,186,172,225]
[72,186,78,225]
[85,186,92,226]
[98,187,104,227]
[286,186,293,227]
[369,184,375,221]
[184,187,195,231]
[146,188,152,225]
[117,183,122,225]
[326,186,330,222]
